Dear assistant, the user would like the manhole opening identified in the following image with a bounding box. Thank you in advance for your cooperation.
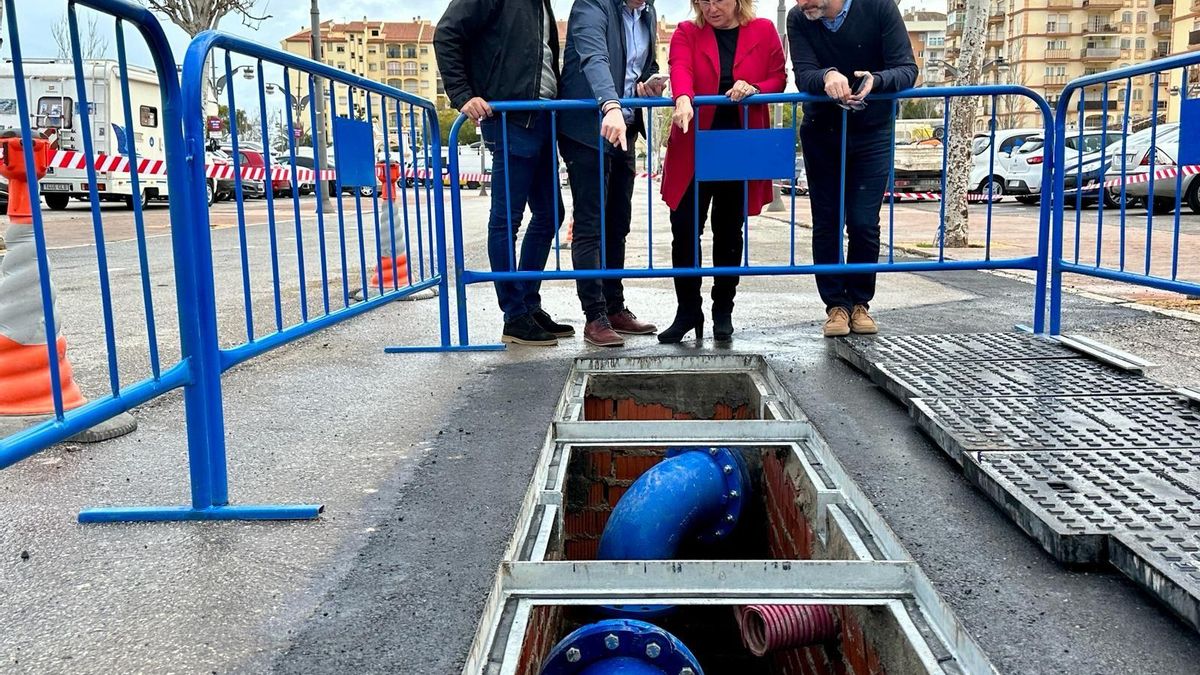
[511,602,902,675]
[583,372,766,421]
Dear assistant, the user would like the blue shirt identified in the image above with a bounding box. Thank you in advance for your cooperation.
[821,0,853,33]
[621,4,650,122]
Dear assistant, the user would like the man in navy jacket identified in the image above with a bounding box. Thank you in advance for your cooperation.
[788,0,917,337]
[558,0,666,347]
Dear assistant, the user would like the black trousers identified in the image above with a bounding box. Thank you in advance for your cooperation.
[799,123,892,312]
[560,135,636,321]
[668,179,746,314]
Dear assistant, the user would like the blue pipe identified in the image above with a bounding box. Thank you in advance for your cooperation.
[598,447,748,560]
[541,619,704,675]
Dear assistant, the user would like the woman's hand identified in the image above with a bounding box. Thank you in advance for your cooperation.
[725,79,759,103]
[672,96,694,134]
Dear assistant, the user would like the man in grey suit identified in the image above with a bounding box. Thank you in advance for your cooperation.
[558,0,666,347]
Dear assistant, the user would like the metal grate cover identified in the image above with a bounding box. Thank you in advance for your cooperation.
[1111,530,1200,632]
[836,333,1079,372]
[912,395,1200,461]
[965,449,1200,564]
[875,359,1170,404]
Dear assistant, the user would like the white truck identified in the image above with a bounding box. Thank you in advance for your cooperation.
[0,58,172,210]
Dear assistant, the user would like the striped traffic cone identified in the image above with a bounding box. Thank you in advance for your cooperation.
[0,132,135,442]
[353,162,433,302]
[561,218,573,250]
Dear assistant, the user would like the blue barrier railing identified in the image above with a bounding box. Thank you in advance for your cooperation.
[0,0,452,523]
[1050,53,1200,334]
[432,86,1054,349]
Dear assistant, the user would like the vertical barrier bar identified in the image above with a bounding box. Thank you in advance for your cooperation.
[256,60,285,330]
[984,97,997,261]
[67,10,120,396]
[552,113,563,271]
[330,81,351,308]
[422,111,437,279]
[1096,84,1110,268]
[425,110,454,348]
[1146,73,1161,277]
[1073,90,1085,262]
[790,101,797,266]
[366,92,386,294]
[380,97,400,291]
[282,67,309,320]
[407,105,427,280]
[225,53,256,343]
[937,97,950,261]
[308,73,331,314]
[348,87,370,297]
[396,102,415,287]
[887,100,897,264]
[645,105,654,270]
[837,108,848,264]
[1119,78,1132,272]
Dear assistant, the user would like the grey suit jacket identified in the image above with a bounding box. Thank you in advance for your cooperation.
[558,0,659,151]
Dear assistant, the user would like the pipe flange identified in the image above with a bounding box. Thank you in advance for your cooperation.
[541,619,704,675]
[666,446,748,544]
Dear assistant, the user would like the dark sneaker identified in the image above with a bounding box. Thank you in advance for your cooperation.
[502,314,558,346]
[532,308,575,338]
[607,308,657,335]
[584,317,625,347]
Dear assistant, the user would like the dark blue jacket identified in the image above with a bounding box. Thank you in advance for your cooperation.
[558,0,659,150]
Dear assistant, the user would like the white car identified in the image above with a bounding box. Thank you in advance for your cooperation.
[1005,130,1124,205]
[966,128,1044,196]
[1122,124,1199,213]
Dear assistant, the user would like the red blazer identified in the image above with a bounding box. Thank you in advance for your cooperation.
[661,18,787,214]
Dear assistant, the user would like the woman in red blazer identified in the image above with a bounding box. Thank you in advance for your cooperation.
[658,0,787,343]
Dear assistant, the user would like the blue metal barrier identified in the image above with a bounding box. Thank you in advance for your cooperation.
[431,86,1054,349]
[1050,54,1200,334]
[0,1,190,475]
[0,1,452,523]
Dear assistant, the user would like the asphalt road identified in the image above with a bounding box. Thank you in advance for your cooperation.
[1,184,1199,674]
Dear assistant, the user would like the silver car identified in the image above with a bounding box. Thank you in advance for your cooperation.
[1121,125,1199,213]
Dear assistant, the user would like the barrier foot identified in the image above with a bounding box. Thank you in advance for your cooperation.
[384,343,507,354]
[77,503,324,524]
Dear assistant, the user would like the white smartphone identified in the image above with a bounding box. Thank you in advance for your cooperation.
[646,73,670,88]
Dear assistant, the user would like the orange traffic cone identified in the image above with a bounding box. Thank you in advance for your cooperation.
[367,161,411,291]
[0,131,135,441]
[562,218,573,250]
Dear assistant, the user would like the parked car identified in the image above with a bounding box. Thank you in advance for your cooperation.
[1005,130,1126,205]
[967,128,1044,196]
[781,156,808,196]
[1121,124,1200,213]
[205,150,237,203]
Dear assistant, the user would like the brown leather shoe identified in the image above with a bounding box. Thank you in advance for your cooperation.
[608,308,657,335]
[850,305,878,335]
[823,307,851,338]
[584,317,625,347]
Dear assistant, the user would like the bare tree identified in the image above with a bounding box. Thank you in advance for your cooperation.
[141,0,270,36]
[942,0,988,248]
[51,13,110,61]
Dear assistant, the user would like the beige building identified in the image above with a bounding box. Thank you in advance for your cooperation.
[905,10,949,86]
[944,0,1171,131]
[1169,0,1200,122]
[281,17,675,147]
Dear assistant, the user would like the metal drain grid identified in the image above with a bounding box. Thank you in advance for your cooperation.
[964,449,1200,564]
[1111,531,1200,631]
[875,359,1170,404]
[835,333,1079,375]
[911,395,1200,461]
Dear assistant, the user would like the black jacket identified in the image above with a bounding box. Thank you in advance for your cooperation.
[433,0,560,127]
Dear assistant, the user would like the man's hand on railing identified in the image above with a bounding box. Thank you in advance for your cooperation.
[601,106,628,151]
[849,71,875,103]
[672,97,693,134]
[461,97,493,124]
[823,70,852,103]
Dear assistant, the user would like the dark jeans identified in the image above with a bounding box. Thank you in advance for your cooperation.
[799,123,892,312]
[559,134,636,322]
[481,112,565,322]
[669,179,745,314]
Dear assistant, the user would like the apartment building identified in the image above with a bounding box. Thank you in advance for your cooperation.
[282,17,674,146]
[945,0,1169,131]
[905,10,949,86]
[1169,0,1200,122]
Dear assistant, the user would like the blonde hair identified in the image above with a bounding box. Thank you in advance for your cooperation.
[691,0,756,27]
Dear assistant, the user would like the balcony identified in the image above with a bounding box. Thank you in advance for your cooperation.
[1086,23,1120,36]
[1045,48,1073,61]
[986,32,1004,47]
[1043,74,1068,86]
[1154,21,1172,36]
[1081,47,1121,61]
[1156,0,1174,6]
[988,7,1004,25]
[947,22,964,37]
[1045,22,1073,36]
[1047,0,1074,7]
[1192,29,1200,47]
[1081,0,1123,8]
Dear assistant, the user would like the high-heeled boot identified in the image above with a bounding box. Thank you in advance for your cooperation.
[712,279,737,342]
[659,278,704,344]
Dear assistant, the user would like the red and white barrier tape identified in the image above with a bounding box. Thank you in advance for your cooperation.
[1082,164,1200,192]
[50,149,338,182]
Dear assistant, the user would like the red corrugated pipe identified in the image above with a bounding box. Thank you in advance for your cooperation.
[736,604,840,657]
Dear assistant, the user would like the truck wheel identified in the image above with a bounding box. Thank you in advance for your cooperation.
[207,181,215,207]
[1186,179,1200,215]
[45,194,70,211]
[124,190,150,210]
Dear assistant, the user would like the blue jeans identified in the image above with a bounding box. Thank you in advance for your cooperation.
[800,123,892,312]
[482,112,565,322]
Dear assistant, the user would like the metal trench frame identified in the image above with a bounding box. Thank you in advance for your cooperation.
[463,356,997,675]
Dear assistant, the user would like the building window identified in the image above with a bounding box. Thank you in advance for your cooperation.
[338,96,347,105]
[420,46,429,54]
[1137,12,1147,25]
[337,61,346,69]
[387,62,401,75]
[387,78,403,88]
[369,63,377,71]
[139,105,158,127]
[369,45,377,54]
[420,81,429,89]
[1121,38,1131,49]
[420,63,429,72]
[371,29,379,37]
[386,44,401,58]
[336,45,345,52]
[436,77,444,94]
[403,44,417,58]
[1136,37,1146,49]
[402,78,419,93]
[1122,11,1132,24]
[403,62,418,76]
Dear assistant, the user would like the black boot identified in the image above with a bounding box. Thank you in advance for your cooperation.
[712,312,733,342]
[658,308,705,344]
[659,278,704,344]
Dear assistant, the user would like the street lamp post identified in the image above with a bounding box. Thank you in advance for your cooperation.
[766,0,788,213]
[311,0,332,209]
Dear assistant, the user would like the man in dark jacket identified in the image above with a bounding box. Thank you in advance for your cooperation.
[558,0,665,347]
[788,0,917,337]
[434,0,572,346]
